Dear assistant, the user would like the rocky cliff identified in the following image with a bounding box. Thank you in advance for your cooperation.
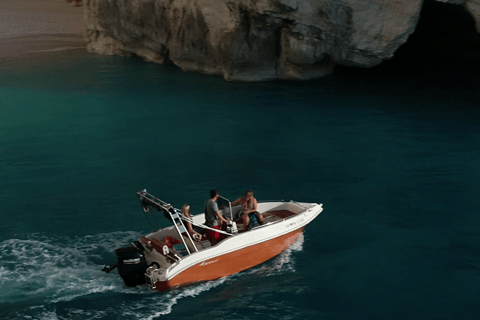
[85,0,480,81]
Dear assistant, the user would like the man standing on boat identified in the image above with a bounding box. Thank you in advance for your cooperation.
[205,190,228,245]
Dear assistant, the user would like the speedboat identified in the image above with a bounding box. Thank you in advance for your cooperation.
[103,190,323,292]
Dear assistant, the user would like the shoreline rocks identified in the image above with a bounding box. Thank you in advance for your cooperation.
[85,0,480,81]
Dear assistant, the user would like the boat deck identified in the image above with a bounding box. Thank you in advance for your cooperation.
[264,209,298,219]
[147,208,300,257]
[233,209,297,233]
[189,209,298,252]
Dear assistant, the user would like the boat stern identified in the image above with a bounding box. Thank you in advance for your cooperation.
[145,264,172,291]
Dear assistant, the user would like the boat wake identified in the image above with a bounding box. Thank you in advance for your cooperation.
[247,232,304,277]
[0,232,304,320]
[0,231,142,304]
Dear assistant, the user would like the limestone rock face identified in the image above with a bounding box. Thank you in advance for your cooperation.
[466,0,480,32]
[83,0,471,80]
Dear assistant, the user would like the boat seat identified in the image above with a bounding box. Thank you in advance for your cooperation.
[182,233,211,252]
[140,236,179,263]
[234,212,267,232]
[196,239,212,250]
[182,233,198,253]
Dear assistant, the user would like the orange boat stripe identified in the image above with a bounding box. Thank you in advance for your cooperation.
[156,227,304,291]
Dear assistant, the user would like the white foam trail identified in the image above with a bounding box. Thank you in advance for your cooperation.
[142,277,228,320]
[245,232,304,277]
[96,234,304,320]
[0,231,144,304]
[0,231,305,319]
[38,310,60,320]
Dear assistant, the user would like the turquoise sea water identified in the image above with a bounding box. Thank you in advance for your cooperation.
[1,51,479,319]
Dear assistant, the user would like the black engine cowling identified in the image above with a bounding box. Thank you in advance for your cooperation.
[115,242,147,287]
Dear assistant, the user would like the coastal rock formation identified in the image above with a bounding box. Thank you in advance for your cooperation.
[466,0,480,32]
[85,0,479,80]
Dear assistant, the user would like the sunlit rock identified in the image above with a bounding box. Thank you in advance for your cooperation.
[84,0,479,81]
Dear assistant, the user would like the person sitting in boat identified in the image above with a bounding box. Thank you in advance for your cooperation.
[232,190,264,229]
[205,190,228,245]
[181,204,203,241]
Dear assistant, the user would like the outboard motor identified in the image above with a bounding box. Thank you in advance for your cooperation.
[115,241,147,287]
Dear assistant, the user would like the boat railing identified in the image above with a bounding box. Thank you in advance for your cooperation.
[217,195,233,221]
[137,189,169,231]
[137,190,235,256]
[137,189,196,255]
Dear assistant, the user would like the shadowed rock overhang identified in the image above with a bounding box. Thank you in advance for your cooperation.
[85,0,480,81]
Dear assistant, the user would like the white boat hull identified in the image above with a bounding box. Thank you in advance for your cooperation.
[145,201,323,291]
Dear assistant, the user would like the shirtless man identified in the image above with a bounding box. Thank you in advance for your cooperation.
[232,190,263,229]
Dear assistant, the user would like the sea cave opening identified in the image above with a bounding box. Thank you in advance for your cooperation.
[335,0,480,80]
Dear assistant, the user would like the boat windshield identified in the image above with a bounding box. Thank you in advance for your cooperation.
[217,195,233,220]
[217,196,230,210]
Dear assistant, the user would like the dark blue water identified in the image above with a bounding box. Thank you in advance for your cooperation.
[1,51,479,319]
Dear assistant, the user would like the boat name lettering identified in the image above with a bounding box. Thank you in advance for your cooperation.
[285,218,304,228]
[200,259,219,266]
[123,258,141,264]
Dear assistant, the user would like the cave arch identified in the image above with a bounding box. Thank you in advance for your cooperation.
[337,0,480,75]
[389,0,480,68]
